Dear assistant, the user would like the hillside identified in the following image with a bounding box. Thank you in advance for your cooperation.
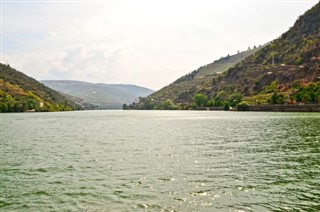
[0,64,82,112]
[214,2,320,95]
[129,2,320,110]
[42,80,153,109]
[141,44,264,105]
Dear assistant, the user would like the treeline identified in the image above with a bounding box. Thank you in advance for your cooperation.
[124,92,243,111]
[125,81,320,111]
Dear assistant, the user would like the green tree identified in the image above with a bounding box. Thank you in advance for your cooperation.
[228,93,243,107]
[143,101,155,110]
[0,103,8,112]
[236,102,249,111]
[193,94,208,107]
[122,103,128,110]
[295,57,304,65]
[302,93,310,103]
[223,102,230,111]
[262,80,278,94]
[161,99,177,110]
[212,91,228,106]
[269,92,285,104]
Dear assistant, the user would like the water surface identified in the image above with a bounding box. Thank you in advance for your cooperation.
[1,111,319,211]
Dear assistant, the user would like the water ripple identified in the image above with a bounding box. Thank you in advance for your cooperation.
[1,111,319,211]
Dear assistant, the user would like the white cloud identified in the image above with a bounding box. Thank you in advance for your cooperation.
[2,0,318,89]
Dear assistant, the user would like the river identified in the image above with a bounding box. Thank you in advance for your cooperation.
[1,111,319,211]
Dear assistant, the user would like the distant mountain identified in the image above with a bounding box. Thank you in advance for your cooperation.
[42,80,154,109]
[129,2,320,110]
[0,64,82,112]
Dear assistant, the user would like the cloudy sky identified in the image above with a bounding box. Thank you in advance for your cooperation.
[1,0,318,90]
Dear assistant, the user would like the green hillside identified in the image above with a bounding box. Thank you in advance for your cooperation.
[128,2,320,110]
[211,2,320,104]
[0,64,82,112]
[42,80,154,109]
[140,44,263,106]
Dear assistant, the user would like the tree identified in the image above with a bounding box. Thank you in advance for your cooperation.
[161,99,177,110]
[295,57,304,65]
[228,93,243,107]
[122,103,128,110]
[223,102,230,111]
[143,101,155,110]
[236,102,249,111]
[0,103,8,112]
[193,94,208,107]
[212,91,228,106]
[269,92,285,104]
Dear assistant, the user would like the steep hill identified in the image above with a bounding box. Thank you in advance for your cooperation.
[0,64,82,112]
[213,2,320,96]
[42,80,153,109]
[129,2,320,109]
[144,44,264,104]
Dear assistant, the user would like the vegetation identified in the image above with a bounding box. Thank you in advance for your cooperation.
[242,81,320,105]
[290,82,320,104]
[129,44,264,108]
[0,64,82,112]
[191,92,243,110]
[193,94,208,107]
[268,92,285,105]
[236,103,249,111]
[127,2,320,111]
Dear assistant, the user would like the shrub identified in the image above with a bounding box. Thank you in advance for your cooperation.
[295,57,304,65]
[236,102,249,111]
[193,94,208,107]
[228,93,243,107]
[223,102,230,111]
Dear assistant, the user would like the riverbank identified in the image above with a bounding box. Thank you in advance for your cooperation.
[247,104,320,112]
[193,104,320,112]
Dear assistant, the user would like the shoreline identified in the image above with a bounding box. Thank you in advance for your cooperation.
[246,104,320,112]
[172,104,320,112]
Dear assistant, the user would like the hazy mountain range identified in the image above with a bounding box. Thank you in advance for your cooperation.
[42,80,153,109]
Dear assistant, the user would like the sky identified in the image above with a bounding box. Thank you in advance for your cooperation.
[1,0,318,90]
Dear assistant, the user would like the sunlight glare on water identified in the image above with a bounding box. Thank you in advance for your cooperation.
[1,111,319,211]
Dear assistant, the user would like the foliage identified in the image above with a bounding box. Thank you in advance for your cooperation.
[236,102,249,111]
[212,91,227,106]
[295,57,304,65]
[160,99,178,110]
[193,94,208,107]
[122,103,129,110]
[268,92,285,104]
[223,102,230,111]
[0,64,82,112]
[291,82,320,103]
[127,3,320,110]
[261,80,278,94]
[228,93,243,107]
